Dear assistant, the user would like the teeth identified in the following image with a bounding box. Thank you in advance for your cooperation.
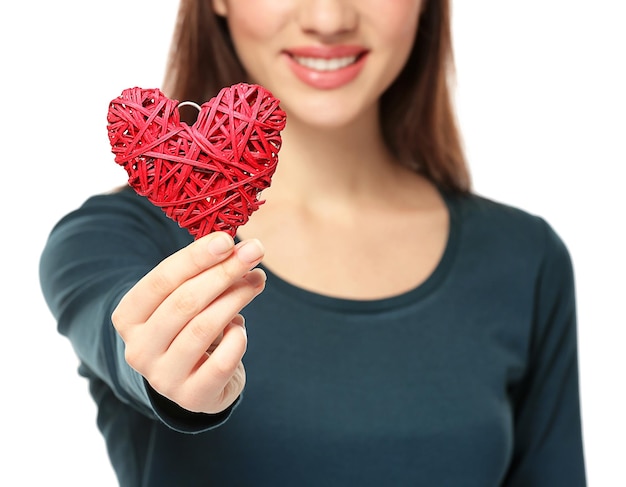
[292,55,357,71]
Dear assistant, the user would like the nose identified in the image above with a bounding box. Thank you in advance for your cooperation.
[297,0,358,38]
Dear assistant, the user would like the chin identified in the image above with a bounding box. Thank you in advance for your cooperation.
[285,101,368,130]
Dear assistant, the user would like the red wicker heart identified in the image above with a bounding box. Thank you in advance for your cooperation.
[107,83,286,239]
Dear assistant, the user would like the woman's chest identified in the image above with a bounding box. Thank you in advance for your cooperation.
[218,285,533,485]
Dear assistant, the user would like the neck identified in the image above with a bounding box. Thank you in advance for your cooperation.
[266,108,401,206]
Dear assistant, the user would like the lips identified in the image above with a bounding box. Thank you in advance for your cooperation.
[283,45,368,90]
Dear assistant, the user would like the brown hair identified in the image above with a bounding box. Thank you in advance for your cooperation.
[163,0,470,193]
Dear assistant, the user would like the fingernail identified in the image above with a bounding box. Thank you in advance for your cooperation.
[208,233,234,255]
[231,314,246,339]
[244,269,267,287]
[231,314,245,327]
[237,239,265,263]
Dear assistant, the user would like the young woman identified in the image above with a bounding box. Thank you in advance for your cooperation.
[39,0,586,485]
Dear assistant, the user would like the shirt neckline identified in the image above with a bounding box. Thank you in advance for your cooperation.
[238,189,461,313]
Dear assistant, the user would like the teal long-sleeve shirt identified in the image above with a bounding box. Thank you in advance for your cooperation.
[39,187,586,486]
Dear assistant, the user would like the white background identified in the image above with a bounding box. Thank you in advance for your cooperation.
[1,1,624,485]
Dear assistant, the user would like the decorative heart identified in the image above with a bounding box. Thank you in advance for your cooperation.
[107,83,286,239]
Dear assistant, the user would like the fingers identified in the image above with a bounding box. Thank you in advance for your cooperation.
[148,316,248,414]
[151,239,264,329]
[141,240,265,353]
[165,267,266,375]
[113,235,264,337]
[111,234,267,415]
[190,318,249,412]
[113,232,236,327]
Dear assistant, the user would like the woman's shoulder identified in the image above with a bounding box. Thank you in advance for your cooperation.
[448,190,556,234]
[83,184,158,212]
[449,190,543,226]
[445,190,572,267]
[49,185,192,250]
[77,185,175,225]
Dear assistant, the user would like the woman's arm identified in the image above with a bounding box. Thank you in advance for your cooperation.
[39,188,264,432]
[504,220,587,486]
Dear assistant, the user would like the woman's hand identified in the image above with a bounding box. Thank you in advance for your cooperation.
[111,232,266,414]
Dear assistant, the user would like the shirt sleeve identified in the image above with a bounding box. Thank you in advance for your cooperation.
[503,218,587,486]
[39,188,239,433]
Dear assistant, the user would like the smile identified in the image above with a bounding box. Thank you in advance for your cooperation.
[283,46,368,90]
[291,56,358,72]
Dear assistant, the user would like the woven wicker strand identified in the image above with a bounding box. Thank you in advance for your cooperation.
[107,83,286,239]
